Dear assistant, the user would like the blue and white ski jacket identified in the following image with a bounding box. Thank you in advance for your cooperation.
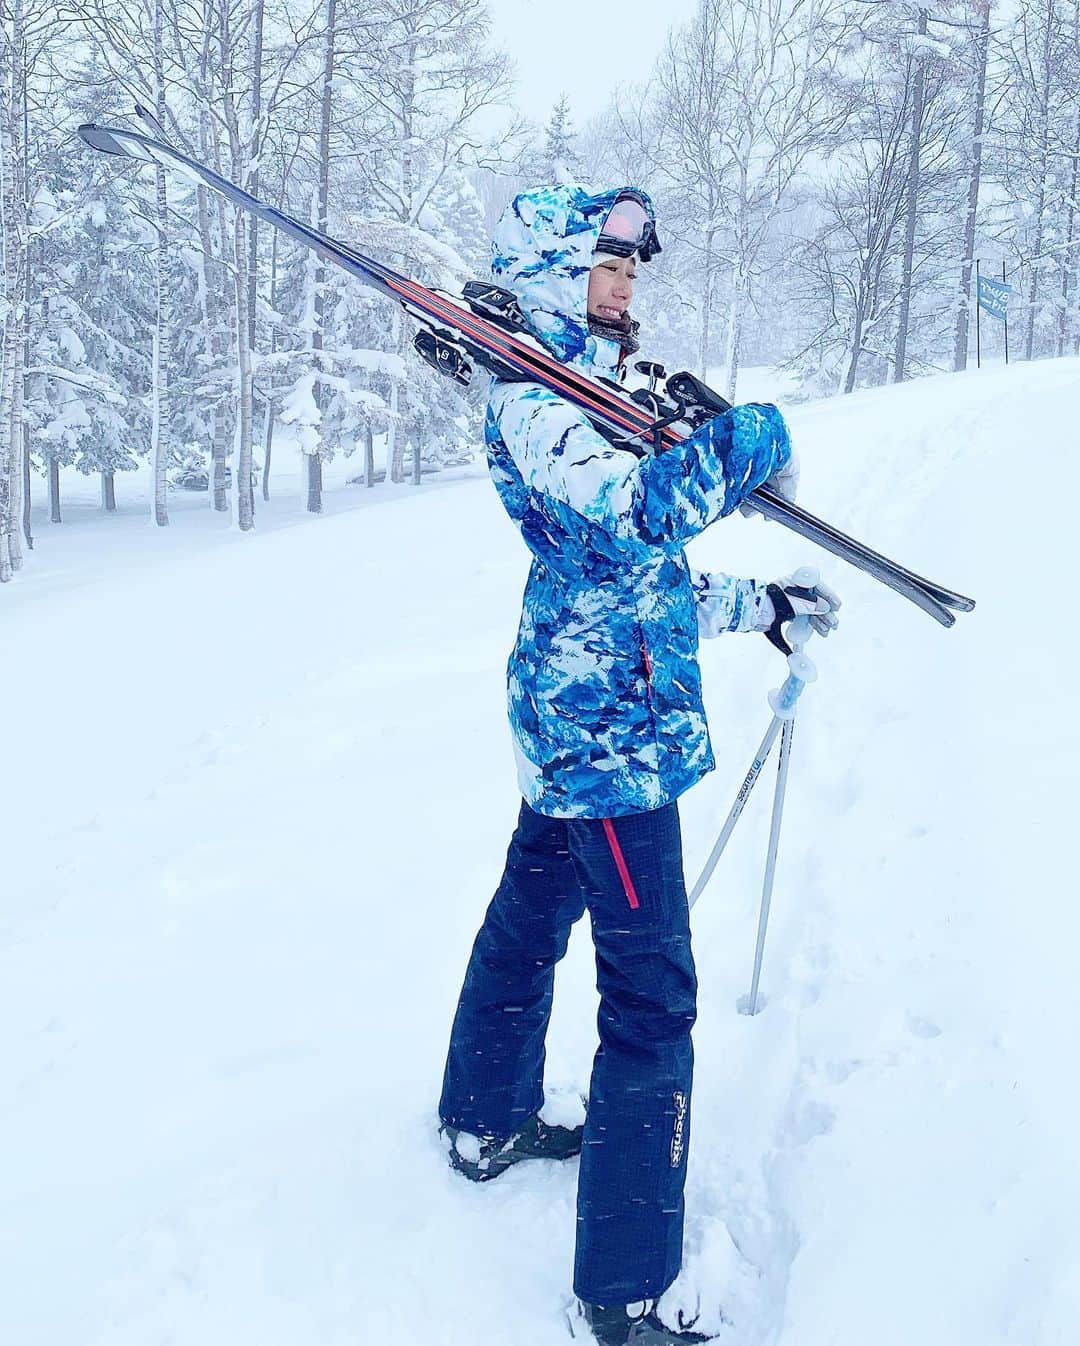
[486,184,792,819]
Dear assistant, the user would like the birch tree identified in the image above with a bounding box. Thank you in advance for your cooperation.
[953,0,992,370]
[797,61,913,392]
[997,0,1072,358]
[1057,0,1080,355]
[147,0,170,524]
[1,0,29,579]
[346,0,514,482]
[75,0,177,524]
[893,5,931,381]
[303,0,336,514]
[1019,0,1060,360]
[625,0,854,398]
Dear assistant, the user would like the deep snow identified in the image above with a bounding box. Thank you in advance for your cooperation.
[2,358,1078,1346]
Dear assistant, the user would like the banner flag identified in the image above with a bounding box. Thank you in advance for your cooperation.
[977,275,1012,321]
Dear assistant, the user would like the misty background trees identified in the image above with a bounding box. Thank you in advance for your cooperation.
[1,0,1077,582]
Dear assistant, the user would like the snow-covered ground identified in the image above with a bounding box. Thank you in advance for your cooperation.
[3,358,1078,1346]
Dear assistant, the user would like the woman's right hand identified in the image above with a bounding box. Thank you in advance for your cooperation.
[740,447,799,518]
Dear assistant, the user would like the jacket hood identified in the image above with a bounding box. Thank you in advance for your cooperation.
[490,183,656,373]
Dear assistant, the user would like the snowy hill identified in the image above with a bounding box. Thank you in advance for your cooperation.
[3,358,1078,1346]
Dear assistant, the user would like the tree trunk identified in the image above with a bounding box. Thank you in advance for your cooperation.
[262,214,280,501]
[721,211,748,402]
[307,453,323,511]
[8,294,25,561]
[101,470,116,512]
[1024,0,1056,361]
[698,223,715,380]
[0,2,28,580]
[0,456,9,584]
[8,69,29,572]
[247,0,265,354]
[721,172,752,402]
[894,8,928,383]
[718,272,741,404]
[1057,98,1079,357]
[393,25,418,474]
[0,106,13,579]
[150,299,168,525]
[21,426,32,548]
[261,400,274,501]
[208,83,233,510]
[218,0,255,531]
[364,424,374,486]
[48,456,60,523]
[150,0,170,526]
[386,307,401,481]
[954,0,991,372]
[843,260,873,394]
[0,102,14,579]
[197,66,228,513]
[243,0,265,527]
[412,438,421,485]
[307,0,338,514]
[232,209,255,531]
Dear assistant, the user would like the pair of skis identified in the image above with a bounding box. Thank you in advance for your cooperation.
[78,114,975,629]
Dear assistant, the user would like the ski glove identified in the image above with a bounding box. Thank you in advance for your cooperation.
[756,573,841,653]
[740,448,799,518]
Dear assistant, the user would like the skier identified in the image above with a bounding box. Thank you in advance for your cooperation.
[438,185,839,1346]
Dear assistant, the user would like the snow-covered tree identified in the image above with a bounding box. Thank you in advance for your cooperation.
[525,95,582,185]
[607,0,856,398]
[0,0,29,579]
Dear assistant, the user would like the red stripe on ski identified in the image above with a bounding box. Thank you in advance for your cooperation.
[602,818,641,910]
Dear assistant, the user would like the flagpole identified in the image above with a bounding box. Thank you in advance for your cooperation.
[976,258,982,369]
[1002,260,1009,364]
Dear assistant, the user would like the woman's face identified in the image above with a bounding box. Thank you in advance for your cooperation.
[587,255,636,322]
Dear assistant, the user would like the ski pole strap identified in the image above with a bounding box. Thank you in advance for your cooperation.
[765,581,819,656]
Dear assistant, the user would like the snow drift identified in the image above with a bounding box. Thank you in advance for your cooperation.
[2,356,1077,1346]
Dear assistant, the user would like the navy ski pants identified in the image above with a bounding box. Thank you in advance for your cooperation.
[439,799,697,1305]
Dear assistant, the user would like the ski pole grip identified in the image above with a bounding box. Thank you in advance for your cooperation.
[792,565,819,590]
[768,617,818,718]
[769,670,806,719]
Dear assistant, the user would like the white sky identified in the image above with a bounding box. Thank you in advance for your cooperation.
[485,0,699,128]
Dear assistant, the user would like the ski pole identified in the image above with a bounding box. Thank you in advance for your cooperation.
[742,611,819,1014]
[688,568,820,910]
[687,716,784,908]
[745,714,797,1015]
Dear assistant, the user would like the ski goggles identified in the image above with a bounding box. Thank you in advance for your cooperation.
[595,192,662,263]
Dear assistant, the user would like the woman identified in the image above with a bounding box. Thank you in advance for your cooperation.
[438,185,838,1346]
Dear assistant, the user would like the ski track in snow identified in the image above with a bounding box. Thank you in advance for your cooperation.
[2,359,1078,1346]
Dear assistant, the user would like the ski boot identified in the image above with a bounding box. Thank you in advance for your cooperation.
[440,1112,583,1182]
[568,1298,716,1345]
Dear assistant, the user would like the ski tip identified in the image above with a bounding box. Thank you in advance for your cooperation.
[77,124,128,157]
